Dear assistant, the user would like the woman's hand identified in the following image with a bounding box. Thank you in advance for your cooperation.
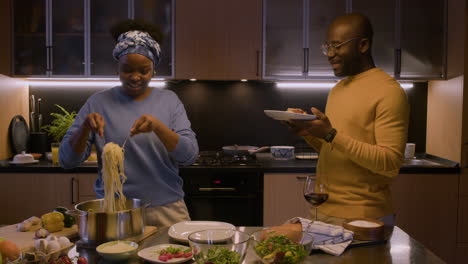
[130,114,160,136]
[83,113,105,137]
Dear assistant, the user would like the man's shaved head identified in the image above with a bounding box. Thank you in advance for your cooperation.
[328,13,373,46]
[325,13,375,77]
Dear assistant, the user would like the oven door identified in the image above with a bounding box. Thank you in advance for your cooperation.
[181,169,263,226]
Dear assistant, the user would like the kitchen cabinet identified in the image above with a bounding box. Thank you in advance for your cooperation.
[263,0,447,80]
[263,173,312,226]
[76,173,97,203]
[175,0,262,80]
[0,173,78,225]
[392,173,458,263]
[12,0,173,78]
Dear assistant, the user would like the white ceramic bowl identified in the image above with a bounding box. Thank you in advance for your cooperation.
[270,146,295,160]
[96,241,138,261]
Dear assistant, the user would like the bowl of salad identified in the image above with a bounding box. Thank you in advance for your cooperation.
[250,229,313,264]
[188,229,250,264]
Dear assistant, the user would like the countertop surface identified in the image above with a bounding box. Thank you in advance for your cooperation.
[68,225,444,264]
[0,152,459,174]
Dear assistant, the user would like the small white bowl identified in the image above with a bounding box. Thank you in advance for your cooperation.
[270,146,295,160]
[96,241,138,261]
[45,152,52,161]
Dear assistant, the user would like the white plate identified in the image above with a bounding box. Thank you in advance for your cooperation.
[138,244,191,264]
[295,154,319,160]
[9,160,39,165]
[264,110,317,121]
[168,221,236,243]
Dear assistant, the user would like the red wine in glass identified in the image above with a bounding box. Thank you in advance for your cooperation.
[304,192,329,207]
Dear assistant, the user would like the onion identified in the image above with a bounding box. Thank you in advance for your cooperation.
[16,221,32,232]
[58,236,71,248]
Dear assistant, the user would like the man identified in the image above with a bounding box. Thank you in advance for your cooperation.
[286,13,409,227]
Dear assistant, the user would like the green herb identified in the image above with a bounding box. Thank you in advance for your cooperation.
[195,246,241,264]
[254,235,307,264]
[41,104,77,142]
[158,246,190,254]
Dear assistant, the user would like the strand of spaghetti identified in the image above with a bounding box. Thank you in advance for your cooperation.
[101,142,127,212]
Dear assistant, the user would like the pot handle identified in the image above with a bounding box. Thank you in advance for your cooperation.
[66,209,87,216]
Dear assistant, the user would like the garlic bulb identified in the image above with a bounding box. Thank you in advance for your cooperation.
[35,228,50,239]
[27,216,41,225]
[46,235,58,242]
[16,221,32,232]
[34,239,48,253]
[46,240,61,254]
[57,236,71,248]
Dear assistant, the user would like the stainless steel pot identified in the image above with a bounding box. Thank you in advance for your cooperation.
[67,198,148,245]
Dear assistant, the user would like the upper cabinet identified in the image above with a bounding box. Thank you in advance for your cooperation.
[175,0,262,80]
[263,0,447,80]
[13,0,173,78]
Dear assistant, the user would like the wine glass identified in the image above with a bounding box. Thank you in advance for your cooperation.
[303,175,329,222]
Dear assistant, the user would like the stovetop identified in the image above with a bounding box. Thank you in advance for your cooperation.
[191,151,259,167]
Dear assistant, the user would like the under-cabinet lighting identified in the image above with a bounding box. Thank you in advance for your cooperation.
[276,82,414,89]
[19,78,166,88]
[240,79,248,82]
[189,78,197,82]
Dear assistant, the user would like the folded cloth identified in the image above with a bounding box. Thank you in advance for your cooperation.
[288,217,354,256]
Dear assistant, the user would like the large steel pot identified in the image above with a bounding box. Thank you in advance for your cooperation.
[67,198,148,245]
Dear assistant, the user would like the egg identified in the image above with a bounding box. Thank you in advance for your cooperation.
[46,240,61,254]
[58,236,71,248]
[0,240,20,261]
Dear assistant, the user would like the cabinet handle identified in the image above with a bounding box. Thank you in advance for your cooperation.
[198,187,237,192]
[256,50,260,77]
[46,46,52,72]
[394,48,401,76]
[71,177,76,204]
[296,175,316,181]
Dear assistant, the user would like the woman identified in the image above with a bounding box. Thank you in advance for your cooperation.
[59,19,199,228]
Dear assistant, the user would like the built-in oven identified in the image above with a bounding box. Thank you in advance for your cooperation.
[180,152,263,226]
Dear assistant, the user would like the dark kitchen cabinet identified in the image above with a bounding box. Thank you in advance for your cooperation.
[12,0,173,78]
[263,0,447,80]
[175,0,262,80]
[392,173,458,263]
[0,173,78,224]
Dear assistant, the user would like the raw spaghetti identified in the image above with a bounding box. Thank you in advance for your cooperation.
[101,142,127,212]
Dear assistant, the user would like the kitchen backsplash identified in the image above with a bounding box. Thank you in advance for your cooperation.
[29,81,427,152]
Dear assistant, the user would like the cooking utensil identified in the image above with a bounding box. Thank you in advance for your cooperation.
[9,115,30,155]
[122,134,130,149]
[222,145,259,156]
[30,95,36,132]
[67,198,149,245]
[37,98,42,129]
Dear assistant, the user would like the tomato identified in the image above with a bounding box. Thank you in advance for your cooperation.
[77,257,88,264]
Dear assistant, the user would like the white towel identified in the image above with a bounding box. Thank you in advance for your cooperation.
[288,218,354,256]
[308,221,354,256]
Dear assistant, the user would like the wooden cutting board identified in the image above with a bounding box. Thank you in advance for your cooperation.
[0,224,79,252]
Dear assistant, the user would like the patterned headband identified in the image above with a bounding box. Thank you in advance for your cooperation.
[112,30,162,66]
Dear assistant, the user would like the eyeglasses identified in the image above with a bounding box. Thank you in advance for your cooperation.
[320,37,361,56]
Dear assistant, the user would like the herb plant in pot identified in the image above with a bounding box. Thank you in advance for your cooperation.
[41,104,76,165]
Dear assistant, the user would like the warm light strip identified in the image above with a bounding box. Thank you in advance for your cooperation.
[20,78,166,87]
[276,82,414,89]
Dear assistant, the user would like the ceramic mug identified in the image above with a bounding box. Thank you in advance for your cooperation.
[404,143,416,159]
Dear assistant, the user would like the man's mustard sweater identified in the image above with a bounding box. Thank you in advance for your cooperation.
[305,68,409,219]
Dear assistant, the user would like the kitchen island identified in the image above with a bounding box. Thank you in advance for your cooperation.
[68,225,444,263]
